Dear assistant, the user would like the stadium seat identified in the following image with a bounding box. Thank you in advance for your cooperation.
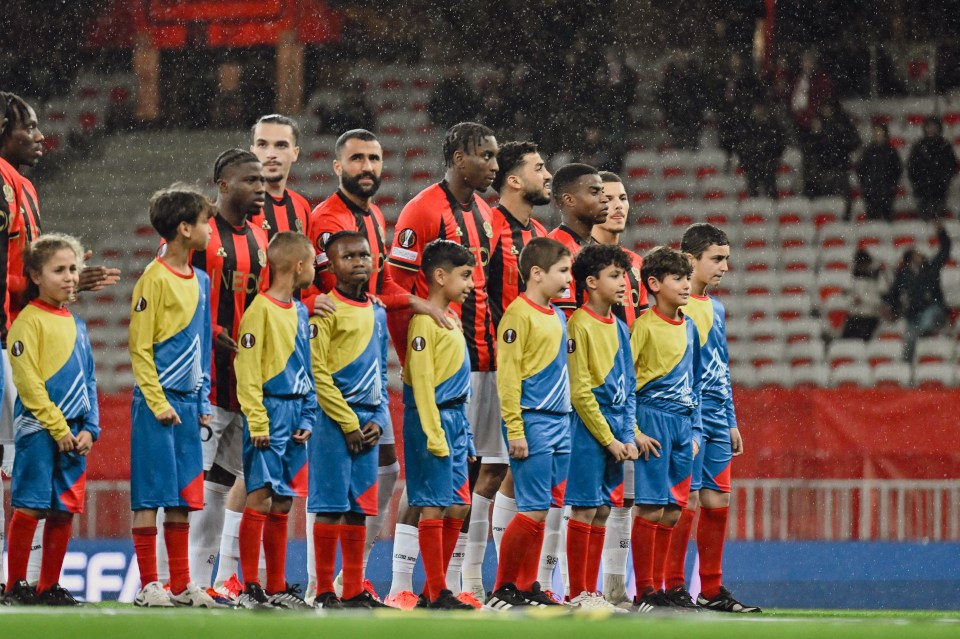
[816,270,852,301]
[830,362,871,387]
[779,221,817,249]
[784,339,825,366]
[828,339,868,367]
[783,318,822,343]
[777,196,814,224]
[818,246,854,271]
[739,248,778,271]
[754,363,793,388]
[810,196,847,226]
[780,270,816,295]
[791,363,831,388]
[729,363,757,388]
[774,294,813,321]
[724,317,749,342]
[781,247,819,271]
[701,200,738,225]
[914,362,956,388]
[866,340,903,366]
[914,337,954,363]
[623,150,660,179]
[820,223,856,249]
[742,271,779,295]
[745,317,785,342]
[871,361,913,387]
[700,175,738,201]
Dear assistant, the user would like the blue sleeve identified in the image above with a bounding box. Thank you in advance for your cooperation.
[297,303,317,434]
[372,307,392,432]
[689,322,703,449]
[618,320,637,444]
[79,321,101,441]
[716,302,739,430]
[198,270,213,417]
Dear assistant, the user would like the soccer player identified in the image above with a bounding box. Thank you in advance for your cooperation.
[404,240,478,611]
[384,122,498,608]
[665,223,760,613]
[629,246,702,612]
[249,114,311,239]
[564,244,640,612]
[2,234,97,606]
[308,231,389,610]
[235,232,316,609]
[486,237,572,610]
[128,186,219,608]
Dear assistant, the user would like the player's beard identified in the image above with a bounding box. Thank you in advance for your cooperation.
[342,171,381,199]
[522,185,551,206]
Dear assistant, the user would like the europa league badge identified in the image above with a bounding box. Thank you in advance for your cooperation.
[258,249,267,268]
[483,221,493,238]
[3,184,13,203]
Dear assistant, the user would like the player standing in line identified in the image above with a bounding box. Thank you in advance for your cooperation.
[249,114,312,241]
[464,140,550,598]
[629,246,702,612]
[485,237,572,610]
[663,223,760,613]
[2,235,98,606]
[403,240,478,611]
[128,187,219,608]
[563,244,640,612]
[234,232,316,610]
[384,123,498,609]
[307,231,389,610]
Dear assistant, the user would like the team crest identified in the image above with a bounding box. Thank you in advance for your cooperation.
[454,227,463,237]
[295,218,304,234]
[412,336,426,351]
[2,184,13,203]
[258,249,267,268]
[397,228,417,249]
[309,323,319,339]
[567,339,576,353]
[261,219,271,231]
[240,333,256,348]
[10,341,23,357]
[632,266,640,280]
[503,329,517,344]
[216,246,228,258]
[511,245,519,255]
[317,232,331,251]
[483,221,493,238]
[134,296,148,312]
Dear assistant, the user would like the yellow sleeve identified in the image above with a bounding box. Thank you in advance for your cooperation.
[128,271,172,417]
[9,317,69,441]
[235,302,270,437]
[407,320,448,456]
[568,321,615,447]
[310,315,360,434]
[496,314,526,441]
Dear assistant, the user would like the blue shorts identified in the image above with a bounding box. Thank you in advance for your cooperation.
[243,396,309,498]
[634,404,694,508]
[307,406,379,515]
[565,410,626,508]
[506,411,571,512]
[12,418,87,514]
[403,405,471,508]
[691,400,733,493]
[130,389,204,511]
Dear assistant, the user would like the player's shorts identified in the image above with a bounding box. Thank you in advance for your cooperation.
[201,405,244,477]
[0,348,14,448]
[507,411,571,512]
[403,404,471,508]
[634,403,694,508]
[378,410,395,446]
[243,397,309,499]
[623,461,635,501]
[12,417,87,514]
[691,399,733,493]
[308,406,379,515]
[468,371,507,464]
[565,410,626,509]
[130,388,204,511]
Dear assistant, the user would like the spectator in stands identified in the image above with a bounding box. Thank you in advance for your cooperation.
[657,50,705,150]
[883,222,952,361]
[800,101,860,199]
[738,102,786,199]
[790,50,833,132]
[907,117,959,221]
[713,52,763,168]
[427,66,481,129]
[840,248,888,341]
[330,82,375,134]
[857,123,903,222]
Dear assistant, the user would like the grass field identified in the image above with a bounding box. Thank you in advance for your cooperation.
[2,606,960,639]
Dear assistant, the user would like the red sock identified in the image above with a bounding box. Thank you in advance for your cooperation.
[7,511,39,585]
[630,517,658,595]
[697,506,729,599]
[565,519,591,596]
[239,509,266,587]
[312,521,339,595]
[494,513,541,592]
[419,519,445,601]
[163,521,191,595]
[441,517,464,574]
[665,508,696,589]
[340,523,366,600]
[516,519,546,592]
[132,526,159,588]
[585,525,605,593]
[38,516,73,594]
[263,512,289,594]
[652,524,673,591]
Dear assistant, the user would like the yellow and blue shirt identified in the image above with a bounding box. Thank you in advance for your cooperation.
[128,259,211,417]
[685,294,738,429]
[236,293,316,438]
[310,289,390,434]
[8,299,99,442]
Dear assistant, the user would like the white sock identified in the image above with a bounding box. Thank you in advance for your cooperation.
[445,532,468,592]
[602,506,632,578]
[365,461,399,564]
[213,508,242,587]
[559,506,570,596]
[389,523,419,596]
[306,511,317,587]
[155,508,169,582]
[189,481,229,588]
[25,519,45,585]
[491,492,517,557]
[462,493,493,594]
[537,507,564,588]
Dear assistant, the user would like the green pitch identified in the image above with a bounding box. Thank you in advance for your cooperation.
[2,607,960,639]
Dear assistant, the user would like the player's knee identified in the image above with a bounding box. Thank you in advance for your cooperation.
[660,504,682,527]
[699,488,730,509]
[473,464,508,497]
[594,504,611,524]
[448,504,470,521]
[378,444,397,467]
[271,496,293,514]
[686,490,701,511]
[397,503,421,526]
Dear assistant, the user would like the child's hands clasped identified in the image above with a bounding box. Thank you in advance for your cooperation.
[344,429,364,454]
[55,431,80,453]
[156,408,181,426]
[292,428,311,445]
[635,433,662,461]
[508,437,529,460]
[360,422,381,449]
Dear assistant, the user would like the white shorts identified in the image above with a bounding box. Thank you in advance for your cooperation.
[623,460,635,501]
[0,348,14,447]
[378,410,395,446]
[201,406,244,477]
[467,371,508,464]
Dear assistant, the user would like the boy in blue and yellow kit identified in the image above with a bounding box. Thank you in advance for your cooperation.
[564,244,642,611]
[128,186,219,608]
[662,224,760,613]
[308,231,389,610]
[235,232,317,609]
[630,246,703,612]
[487,237,573,610]
[404,240,477,611]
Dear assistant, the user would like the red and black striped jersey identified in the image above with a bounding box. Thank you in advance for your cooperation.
[386,181,496,370]
[547,224,592,318]
[0,157,13,342]
[191,214,269,412]
[250,188,311,238]
[0,157,42,336]
[616,247,649,328]
[487,205,547,330]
